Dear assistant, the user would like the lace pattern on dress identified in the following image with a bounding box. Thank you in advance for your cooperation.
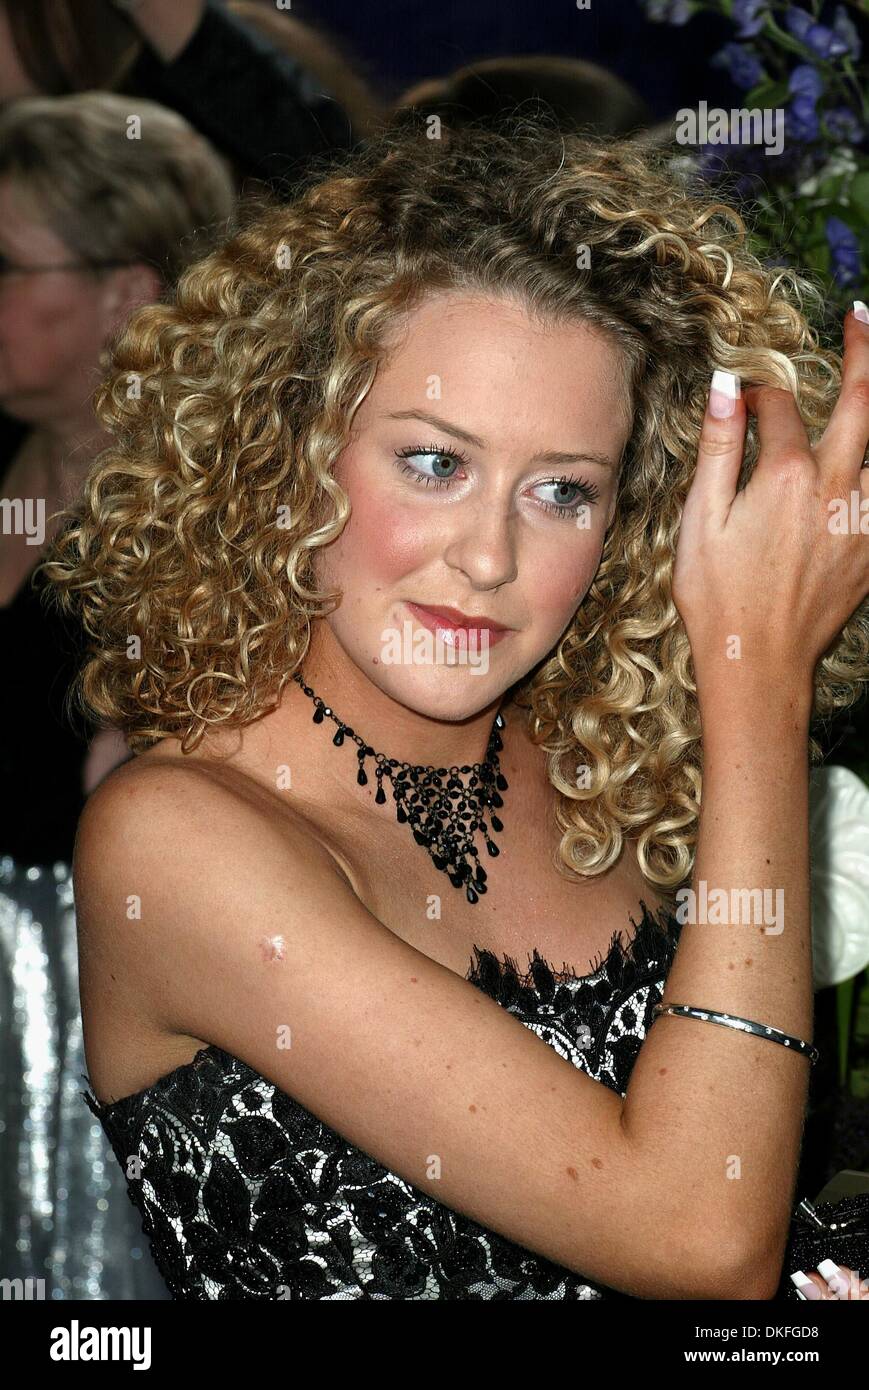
[82,901,682,1300]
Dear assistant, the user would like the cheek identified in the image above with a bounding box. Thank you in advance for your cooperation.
[525,533,604,621]
[327,485,435,587]
[0,284,101,383]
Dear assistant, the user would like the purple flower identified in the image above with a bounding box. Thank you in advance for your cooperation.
[833,4,862,61]
[823,106,865,143]
[733,0,768,38]
[785,6,851,60]
[713,41,766,89]
[786,65,824,141]
[826,216,861,287]
[787,97,820,141]
[788,64,825,101]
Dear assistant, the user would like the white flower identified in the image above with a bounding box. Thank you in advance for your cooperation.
[809,765,869,989]
[798,145,859,196]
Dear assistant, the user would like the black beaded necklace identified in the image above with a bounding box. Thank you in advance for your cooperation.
[292,671,508,904]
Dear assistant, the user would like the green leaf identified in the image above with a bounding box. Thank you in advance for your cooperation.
[744,80,792,109]
[817,175,847,202]
[805,243,832,276]
[850,171,869,219]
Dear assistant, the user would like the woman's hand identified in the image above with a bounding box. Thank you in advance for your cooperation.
[672,305,869,704]
[791,1261,869,1300]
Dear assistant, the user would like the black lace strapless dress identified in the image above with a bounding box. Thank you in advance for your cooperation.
[81,903,868,1301]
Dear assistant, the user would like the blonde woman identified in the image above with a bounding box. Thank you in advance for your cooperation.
[43,113,869,1301]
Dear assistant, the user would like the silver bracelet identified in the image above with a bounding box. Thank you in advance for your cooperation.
[650,1002,820,1065]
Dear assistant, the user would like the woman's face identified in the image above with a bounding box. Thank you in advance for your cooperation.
[314,290,633,722]
[0,177,124,427]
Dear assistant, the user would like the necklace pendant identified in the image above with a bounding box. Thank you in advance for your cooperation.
[292,670,507,906]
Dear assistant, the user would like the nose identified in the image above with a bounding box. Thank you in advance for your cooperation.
[441,502,519,591]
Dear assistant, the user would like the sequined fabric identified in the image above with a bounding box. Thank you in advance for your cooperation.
[0,857,169,1299]
[82,902,682,1300]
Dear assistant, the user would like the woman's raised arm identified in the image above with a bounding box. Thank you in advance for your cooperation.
[627,306,869,1288]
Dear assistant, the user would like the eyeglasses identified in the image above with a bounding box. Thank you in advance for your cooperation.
[0,252,135,276]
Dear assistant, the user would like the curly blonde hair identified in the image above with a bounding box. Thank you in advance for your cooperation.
[39,111,869,897]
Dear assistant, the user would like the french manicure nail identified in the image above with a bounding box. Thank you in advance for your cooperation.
[790,1271,822,1299]
[817,1257,849,1296]
[854,300,869,324]
[708,369,740,419]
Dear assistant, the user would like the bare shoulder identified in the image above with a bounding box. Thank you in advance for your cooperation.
[76,746,345,885]
[74,747,347,963]
[73,749,347,1093]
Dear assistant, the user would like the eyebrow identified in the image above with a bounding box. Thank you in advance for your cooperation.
[384,410,618,470]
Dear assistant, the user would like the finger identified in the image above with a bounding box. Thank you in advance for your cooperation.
[693,370,747,513]
[742,383,813,470]
[817,303,869,484]
[818,1258,862,1298]
[790,1269,830,1300]
[832,1264,869,1299]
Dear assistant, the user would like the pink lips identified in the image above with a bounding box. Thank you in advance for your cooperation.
[405,601,511,646]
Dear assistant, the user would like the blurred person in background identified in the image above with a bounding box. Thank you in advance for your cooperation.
[0,92,235,865]
[302,0,740,125]
[0,0,378,192]
[392,54,655,140]
[0,90,235,1302]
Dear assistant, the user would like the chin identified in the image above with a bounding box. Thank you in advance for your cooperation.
[367,661,512,721]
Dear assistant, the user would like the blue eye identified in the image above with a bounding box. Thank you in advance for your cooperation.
[392,443,601,517]
[535,476,601,517]
[393,445,467,489]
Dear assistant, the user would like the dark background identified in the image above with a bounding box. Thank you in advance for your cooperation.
[296,0,741,117]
